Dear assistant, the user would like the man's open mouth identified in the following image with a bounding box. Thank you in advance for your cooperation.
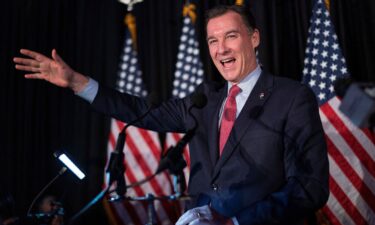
[220,58,236,68]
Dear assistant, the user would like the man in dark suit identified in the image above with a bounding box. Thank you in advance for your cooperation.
[14,4,329,225]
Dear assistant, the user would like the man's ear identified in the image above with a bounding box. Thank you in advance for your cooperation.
[251,29,260,48]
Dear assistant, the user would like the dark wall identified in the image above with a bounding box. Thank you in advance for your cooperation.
[0,0,374,224]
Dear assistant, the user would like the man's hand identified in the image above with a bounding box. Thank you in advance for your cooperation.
[13,49,89,93]
[176,205,234,225]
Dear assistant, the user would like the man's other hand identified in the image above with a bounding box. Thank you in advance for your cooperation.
[176,205,234,225]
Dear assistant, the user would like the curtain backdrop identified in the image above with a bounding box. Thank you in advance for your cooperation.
[0,0,374,224]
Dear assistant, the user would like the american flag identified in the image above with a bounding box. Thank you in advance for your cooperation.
[104,16,178,225]
[165,4,205,193]
[302,0,375,224]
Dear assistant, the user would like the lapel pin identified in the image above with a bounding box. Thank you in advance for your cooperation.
[259,92,265,100]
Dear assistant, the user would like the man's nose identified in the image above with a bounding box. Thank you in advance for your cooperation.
[217,40,229,54]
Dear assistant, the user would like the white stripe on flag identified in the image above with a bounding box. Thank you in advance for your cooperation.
[324,191,356,225]
[320,106,375,193]
[328,154,371,220]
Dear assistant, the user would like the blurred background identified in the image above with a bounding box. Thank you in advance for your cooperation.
[0,0,374,224]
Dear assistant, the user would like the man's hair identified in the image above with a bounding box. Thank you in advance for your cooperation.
[205,5,257,34]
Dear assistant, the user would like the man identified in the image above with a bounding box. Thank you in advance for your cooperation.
[37,195,64,225]
[14,5,329,225]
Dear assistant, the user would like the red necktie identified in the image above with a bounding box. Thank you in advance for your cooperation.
[219,85,241,155]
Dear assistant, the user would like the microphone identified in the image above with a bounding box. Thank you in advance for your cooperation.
[106,92,161,197]
[332,77,375,128]
[191,92,208,110]
[155,92,207,175]
[333,77,353,98]
[338,81,375,128]
[155,129,193,175]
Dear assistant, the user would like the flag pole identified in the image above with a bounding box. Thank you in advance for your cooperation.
[125,13,137,50]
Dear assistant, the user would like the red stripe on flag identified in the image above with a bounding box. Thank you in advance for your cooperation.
[126,136,154,177]
[116,120,125,131]
[321,104,375,178]
[362,129,375,143]
[124,161,146,197]
[138,129,161,161]
[329,176,367,224]
[325,135,375,210]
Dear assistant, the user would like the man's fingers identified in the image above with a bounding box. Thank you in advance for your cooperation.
[15,64,40,73]
[51,49,65,65]
[13,57,40,67]
[176,209,199,225]
[24,73,46,80]
[189,219,210,225]
[20,48,48,61]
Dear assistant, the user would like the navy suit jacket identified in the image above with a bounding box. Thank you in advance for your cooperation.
[91,71,329,224]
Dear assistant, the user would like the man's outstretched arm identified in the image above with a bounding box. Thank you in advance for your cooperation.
[13,48,89,93]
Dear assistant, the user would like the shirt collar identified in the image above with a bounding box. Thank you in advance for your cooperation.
[227,65,262,96]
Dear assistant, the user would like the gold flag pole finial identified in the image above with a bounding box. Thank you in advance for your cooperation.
[324,0,330,11]
[118,0,143,48]
[183,3,197,24]
[125,13,137,49]
[235,0,244,6]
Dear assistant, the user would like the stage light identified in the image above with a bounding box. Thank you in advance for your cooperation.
[54,152,86,180]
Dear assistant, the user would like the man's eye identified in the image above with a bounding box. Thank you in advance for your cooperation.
[227,34,237,39]
[208,40,217,45]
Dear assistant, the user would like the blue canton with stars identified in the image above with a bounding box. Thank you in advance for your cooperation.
[116,27,147,98]
[302,0,349,105]
[172,16,204,98]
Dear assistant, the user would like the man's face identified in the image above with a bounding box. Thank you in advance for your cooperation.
[40,196,56,213]
[206,11,259,84]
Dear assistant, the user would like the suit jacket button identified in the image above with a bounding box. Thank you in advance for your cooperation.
[212,184,218,191]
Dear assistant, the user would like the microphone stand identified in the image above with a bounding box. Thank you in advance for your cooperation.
[109,115,194,225]
[107,93,206,224]
[69,105,157,224]
[145,194,157,225]
[107,104,157,200]
[106,129,127,200]
[172,170,187,197]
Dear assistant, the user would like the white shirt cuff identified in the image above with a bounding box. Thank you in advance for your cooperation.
[75,77,98,104]
[231,216,239,225]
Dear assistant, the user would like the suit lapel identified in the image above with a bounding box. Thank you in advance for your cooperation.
[211,72,274,181]
[207,84,227,167]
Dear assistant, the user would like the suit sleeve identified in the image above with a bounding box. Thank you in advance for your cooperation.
[90,84,196,133]
[235,85,329,224]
